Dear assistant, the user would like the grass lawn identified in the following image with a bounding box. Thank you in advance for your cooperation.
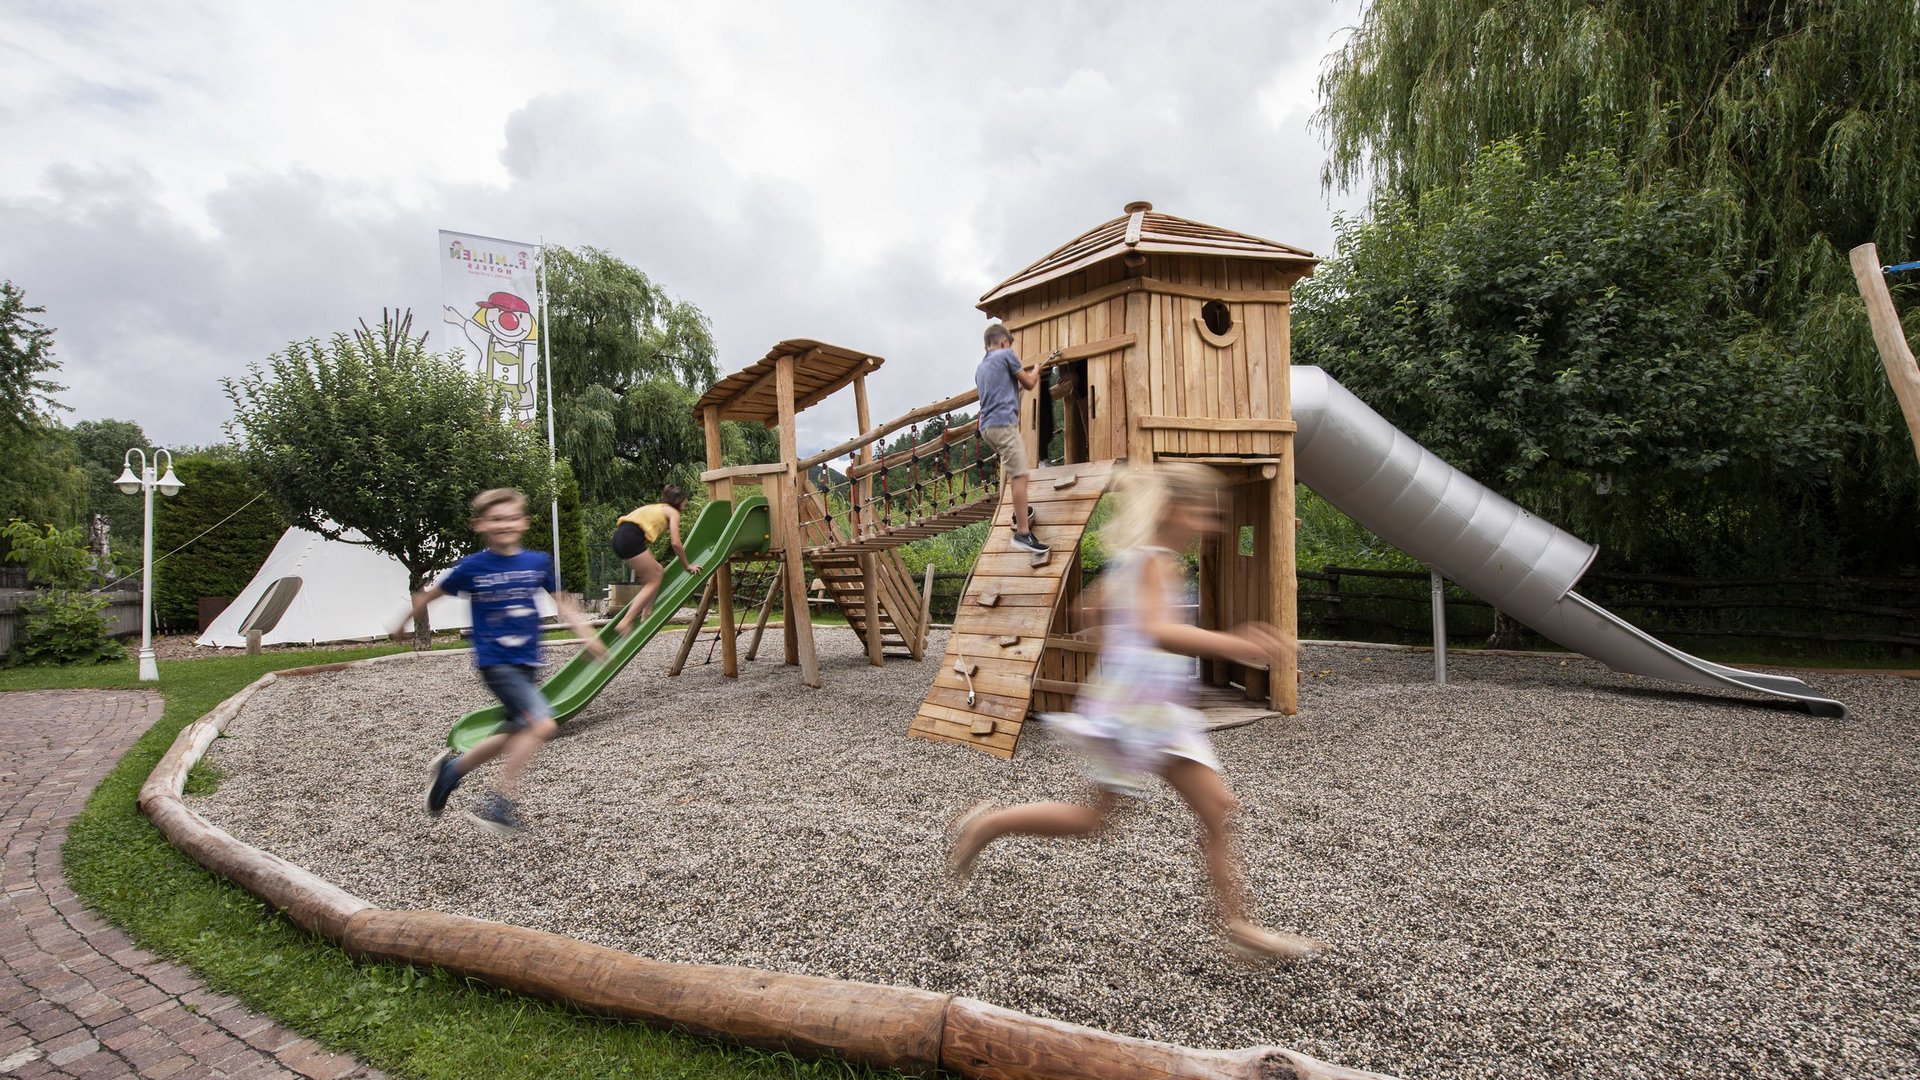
[1,649,922,1080]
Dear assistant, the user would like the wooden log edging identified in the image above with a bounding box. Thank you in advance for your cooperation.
[139,651,1398,1080]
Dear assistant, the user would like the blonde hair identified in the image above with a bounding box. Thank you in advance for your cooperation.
[1102,462,1225,552]
[469,487,527,520]
[983,322,1012,348]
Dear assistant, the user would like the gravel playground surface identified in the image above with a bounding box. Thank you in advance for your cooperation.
[189,631,1920,1079]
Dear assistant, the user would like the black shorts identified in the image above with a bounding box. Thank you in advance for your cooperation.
[612,521,654,560]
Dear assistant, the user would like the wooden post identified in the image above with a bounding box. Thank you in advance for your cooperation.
[918,563,935,656]
[853,372,873,538]
[1270,449,1298,714]
[851,372,882,666]
[1123,291,1153,463]
[703,408,738,678]
[668,579,717,677]
[747,563,781,661]
[1849,244,1920,469]
[859,553,882,666]
[776,355,821,688]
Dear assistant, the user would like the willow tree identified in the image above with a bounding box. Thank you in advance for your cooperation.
[539,246,726,509]
[1319,2,1918,287]
[1316,0,1920,546]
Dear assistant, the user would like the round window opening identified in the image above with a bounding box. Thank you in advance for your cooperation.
[1202,300,1232,335]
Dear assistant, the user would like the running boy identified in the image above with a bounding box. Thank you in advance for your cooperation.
[400,487,606,833]
[975,322,1049,554]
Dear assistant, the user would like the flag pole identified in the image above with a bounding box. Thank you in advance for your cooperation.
[539,237,563,594]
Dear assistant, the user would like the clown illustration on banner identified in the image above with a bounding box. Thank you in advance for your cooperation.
[439,230,542,422]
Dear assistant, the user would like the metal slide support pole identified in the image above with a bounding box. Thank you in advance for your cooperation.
[1431,567,1447,686]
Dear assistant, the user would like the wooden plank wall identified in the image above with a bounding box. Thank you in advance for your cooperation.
[1137,256,1291,459]
[994,261,1134,466]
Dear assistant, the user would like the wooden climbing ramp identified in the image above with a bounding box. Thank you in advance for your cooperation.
[909,461,1113,758]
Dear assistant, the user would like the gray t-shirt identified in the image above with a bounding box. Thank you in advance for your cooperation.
[975,347,1023,428]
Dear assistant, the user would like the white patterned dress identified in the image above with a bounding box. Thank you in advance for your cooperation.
[1043,546,1219,796]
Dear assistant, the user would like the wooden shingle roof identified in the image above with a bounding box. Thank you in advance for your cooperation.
[977,201,1317,309]
[694,339,884,426]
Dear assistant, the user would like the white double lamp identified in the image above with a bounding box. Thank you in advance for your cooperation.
[113,448,184,682]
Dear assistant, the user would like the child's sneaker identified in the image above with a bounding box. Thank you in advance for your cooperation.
[467,792,525,834]
[424,750,462,818]
[1010,530,1051,554]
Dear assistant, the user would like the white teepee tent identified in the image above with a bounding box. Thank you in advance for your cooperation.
[196,526,550,648]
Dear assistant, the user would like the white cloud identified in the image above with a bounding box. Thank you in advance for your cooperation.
[1,0,1365,460]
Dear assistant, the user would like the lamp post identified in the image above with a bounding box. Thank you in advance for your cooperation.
[114,449,183,682]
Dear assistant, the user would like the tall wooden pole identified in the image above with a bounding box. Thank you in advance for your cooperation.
[776,356,821,687]
[854,373,882,666]
[1850,244,1920,469]
[702,408,737,678]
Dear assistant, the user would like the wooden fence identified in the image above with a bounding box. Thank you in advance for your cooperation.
[0,589,144,657]
[1299,566,1920,657]
[926,564,1920,659]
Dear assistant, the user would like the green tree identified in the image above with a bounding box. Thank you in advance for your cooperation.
[0,281,65,435]
[1294,137,1855,570]
[0,283,85,529]
[538,246,726,507]
[223,312,552,647]
[0,520,122,666]
[70,419,150,555]
[526,458,588,596]
[150,453,285,631]
[1316,0,1919,292]
[1315,0,1920,528]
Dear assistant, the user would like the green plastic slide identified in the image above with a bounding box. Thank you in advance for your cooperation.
[445,494,773,752]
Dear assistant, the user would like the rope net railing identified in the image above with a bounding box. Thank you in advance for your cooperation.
[800,409,1002,548]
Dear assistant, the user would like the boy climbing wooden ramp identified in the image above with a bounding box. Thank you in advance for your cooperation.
[911,461,1112,757]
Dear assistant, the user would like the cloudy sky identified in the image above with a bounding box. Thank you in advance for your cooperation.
[3,1,1366,459]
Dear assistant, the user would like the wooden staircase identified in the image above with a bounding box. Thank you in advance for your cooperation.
[798,495,926,660]
[909,460,1113,758]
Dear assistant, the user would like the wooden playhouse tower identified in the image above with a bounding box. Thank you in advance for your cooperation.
[910,201,1320,756]
[689,202,1318,761]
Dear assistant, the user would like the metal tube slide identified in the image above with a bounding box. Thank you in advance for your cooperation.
[1291,367,1846,719]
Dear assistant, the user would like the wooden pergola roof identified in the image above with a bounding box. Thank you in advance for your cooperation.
[694,339,884,426]
[978,201,1318,309]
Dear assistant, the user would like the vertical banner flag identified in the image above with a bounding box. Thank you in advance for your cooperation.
[439,231,542,423]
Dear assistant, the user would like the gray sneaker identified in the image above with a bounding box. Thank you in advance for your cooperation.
[1009,530,1051,554]
[467,792,525,834]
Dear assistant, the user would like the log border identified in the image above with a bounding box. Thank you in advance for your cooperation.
[137,652,1396,1080]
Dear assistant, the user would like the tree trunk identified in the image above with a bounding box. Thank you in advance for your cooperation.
[409,571,433,651]
[1486,609,1524,650]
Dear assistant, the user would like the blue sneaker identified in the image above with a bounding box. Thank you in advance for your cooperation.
[467,792,525,835]
[424,750,462,818]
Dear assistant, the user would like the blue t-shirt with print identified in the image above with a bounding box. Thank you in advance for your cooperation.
[435,548,556,668]
[974,347,1023,429]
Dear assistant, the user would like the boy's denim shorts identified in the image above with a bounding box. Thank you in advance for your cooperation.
[480,664,551,732]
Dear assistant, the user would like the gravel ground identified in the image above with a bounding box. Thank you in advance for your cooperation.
[190,630,1920,1079]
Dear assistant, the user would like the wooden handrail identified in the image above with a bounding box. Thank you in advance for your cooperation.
[798,387,979,472]
[794,333,1136,473]
[700,462,790,482]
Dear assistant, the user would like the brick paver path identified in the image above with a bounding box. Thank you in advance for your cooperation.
[1,690,380,1079]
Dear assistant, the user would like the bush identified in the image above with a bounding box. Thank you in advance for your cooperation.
[152,452,285,630]
[1,520,123,666]
[8,590,122,666]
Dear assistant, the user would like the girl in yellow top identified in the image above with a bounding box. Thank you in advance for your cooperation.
[611,484,702,634]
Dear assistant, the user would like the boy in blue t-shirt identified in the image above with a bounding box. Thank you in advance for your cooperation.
[397,487,605,832]
[975,322,1050,554]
